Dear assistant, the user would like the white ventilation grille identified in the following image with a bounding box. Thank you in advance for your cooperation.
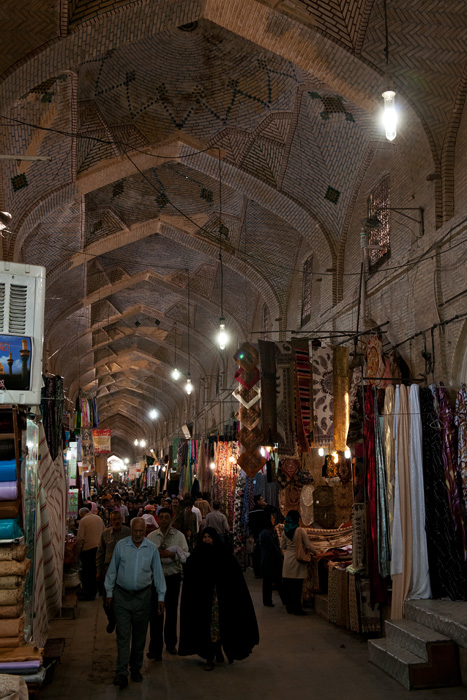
[8,284,27,334]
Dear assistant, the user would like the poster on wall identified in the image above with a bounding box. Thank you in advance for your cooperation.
[67,442,77,485]
[92,429,111,454]
[67,488,79,517]
[81,427,95,470]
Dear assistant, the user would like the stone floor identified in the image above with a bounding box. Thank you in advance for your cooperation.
[40,575,467,700]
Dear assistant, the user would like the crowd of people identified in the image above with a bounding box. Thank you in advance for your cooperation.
[73,484,311,688]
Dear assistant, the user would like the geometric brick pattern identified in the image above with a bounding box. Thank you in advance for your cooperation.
[0,0,465,453]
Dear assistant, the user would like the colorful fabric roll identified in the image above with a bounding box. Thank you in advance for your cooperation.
[0,463,16,483]
[0,560,30,578]
[0,521,22,541]
[293,339,312,452]
[0,617,23,638]
[0,484,17,502]
[0,636,24,648]
[0,604,23,619]
[0,660,40,674]
[0,501,20,520]
[0,545,26,562]
[0,589,23,606]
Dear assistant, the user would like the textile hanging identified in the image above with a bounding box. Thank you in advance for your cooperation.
[374,389,390,580]
[80,427,94,472]
[407,384,431,599]
[258,340,278,440]
[420,388,467,600]
[455,385,467,518]
[311,345,334,446]
[383,385,395,543]
[391,385,413,620]
[34,426,66,647]
[275,342,295,455]
[300,484,314,527]
[293,339,313,452]
[364,334,391,388]
[333,346,349,451]
[234,342,265,478]
[437,384,467,561]
[351,503,366,571]
[364,387,387,604]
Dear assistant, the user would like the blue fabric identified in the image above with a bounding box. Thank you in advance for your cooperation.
[0,460,17,482]
[105,536,166,601]
[0,519,22,539]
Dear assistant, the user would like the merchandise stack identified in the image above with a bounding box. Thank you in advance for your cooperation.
[0,545,29,647]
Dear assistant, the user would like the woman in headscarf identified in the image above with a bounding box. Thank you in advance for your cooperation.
[178,527,259,671]
[258,506,286,607]
[280,509,312,616]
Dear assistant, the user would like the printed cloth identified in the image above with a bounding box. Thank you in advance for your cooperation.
[311,346,333,446]
[275,342,295,455]
[293,340,312,452]
[455,385,467,511]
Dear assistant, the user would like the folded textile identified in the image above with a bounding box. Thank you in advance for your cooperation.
[0,645,42,662]
[0,545,26,563]
[0,521,22,542]
[0,577,23,590]
[0,605,23,620]
[0,462,17,483]
[0,442,15,462]
[0,660,40,674]
[0,673,28,700]
[0,618,23,639]
[0,500,20,520]
[0,590,22,606]
[0,636,24,648]
[0,484,18,502]
[0,560,30,578]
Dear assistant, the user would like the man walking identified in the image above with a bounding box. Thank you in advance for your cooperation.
[248,495,267,577]
[76,506,104,600]
[96,510,130,633]
[147,508,188,659]
[105,518,166,689]
[205,501,230,544]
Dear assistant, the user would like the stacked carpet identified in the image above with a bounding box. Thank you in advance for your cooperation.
[0,546,29,649]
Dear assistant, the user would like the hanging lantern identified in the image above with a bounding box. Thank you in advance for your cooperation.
[382,90,397,141]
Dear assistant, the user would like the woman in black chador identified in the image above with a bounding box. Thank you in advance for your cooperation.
[178,527,259,671]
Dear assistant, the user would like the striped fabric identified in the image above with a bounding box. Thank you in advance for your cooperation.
[33,428,66,647]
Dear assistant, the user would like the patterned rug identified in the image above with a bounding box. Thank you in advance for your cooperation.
[311,346,334,446]
[275,342,295,455]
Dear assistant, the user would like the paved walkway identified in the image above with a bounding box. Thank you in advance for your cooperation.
[41,574,467,700]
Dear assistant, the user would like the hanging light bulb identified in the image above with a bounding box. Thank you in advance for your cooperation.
[382,90,397,141]
[124,458,129,465]
[185,374,193,395]
[318,447,324,457]
[216,318,229,350]
[149,408,158,420]
[229,455,236,464]
[345,448,351,459]
[171,367,181,381]
[210,461,216,470]
[140,439,147,448]
[134,439,139,446]
[332,451,339,464]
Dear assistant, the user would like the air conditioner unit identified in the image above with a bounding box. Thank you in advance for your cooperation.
[0,262,46,406]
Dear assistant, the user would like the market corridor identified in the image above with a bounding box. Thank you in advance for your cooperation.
[40,575,466,700]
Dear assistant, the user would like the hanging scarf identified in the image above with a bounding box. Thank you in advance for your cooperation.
[284,514,299,540]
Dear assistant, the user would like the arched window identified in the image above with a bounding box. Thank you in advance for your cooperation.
[368,175,390,271]
[301,255,313,326]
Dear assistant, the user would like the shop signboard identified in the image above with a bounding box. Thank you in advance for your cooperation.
[92,429,111,454]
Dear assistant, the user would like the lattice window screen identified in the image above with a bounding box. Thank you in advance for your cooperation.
[301,255,313,326]
[368,176,390,271]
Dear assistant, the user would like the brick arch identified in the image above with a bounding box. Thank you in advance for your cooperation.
[441,63,467,223]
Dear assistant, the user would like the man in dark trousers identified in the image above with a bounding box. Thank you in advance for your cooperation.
[248,495,267,577]
[76,507,104,600]
[96,510,130,633]
[147,508,189,659]
[105,518,166,688]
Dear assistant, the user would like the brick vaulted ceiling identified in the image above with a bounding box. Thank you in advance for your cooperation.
[0,0,466,454]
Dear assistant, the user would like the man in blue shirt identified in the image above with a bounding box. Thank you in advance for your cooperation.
[105,517,166,689]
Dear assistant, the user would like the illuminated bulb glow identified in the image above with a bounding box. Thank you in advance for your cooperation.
[260,447,266,457]
[171,367,181,381]
[345,449,351,459]
[210,461,216,470]
[217,318,229,350]
[382,90,397,141]
[229,455,236,463]
[124,458,129,464]
[149,409,158,419]
[185,376,193,395]
[318,447,324,457]
[332,451,339,464]
[134,439,139,446]
[140,439,147,448]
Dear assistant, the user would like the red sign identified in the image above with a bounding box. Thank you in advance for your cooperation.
[92,429,111,454]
